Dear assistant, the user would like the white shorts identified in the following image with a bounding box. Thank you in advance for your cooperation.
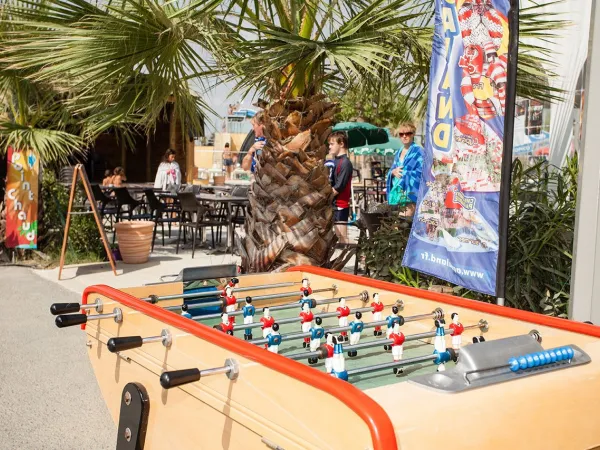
[434,336,446,353]
[310,339,320,352]
[392,346,403,360]
[226,304,236,313]
[339,317,348,327]
[262,327,272,339]
[373,311,382,322]
[301,322,311,333]
[386,328,393,339]
[268,345,279,354]
[452,335,461,348]
[325,358,333,373]
[350,332,361,345]
[244,316,253,325]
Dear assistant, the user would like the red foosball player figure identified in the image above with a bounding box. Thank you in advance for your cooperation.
[214,312,234,335]
[449,312,464,350]
[371,293,385,336]
[223,285,237,325]
[221,277,239,296]
[323,333,335,373]
[301,278,312,295]
[336,298,351,342]
[299,302,314,348]
[260,307,275,348]
[389,323,406,375]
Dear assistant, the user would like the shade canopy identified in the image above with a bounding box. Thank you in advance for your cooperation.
[332,121,389,148]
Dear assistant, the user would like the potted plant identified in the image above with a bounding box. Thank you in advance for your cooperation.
[114,220,154,264]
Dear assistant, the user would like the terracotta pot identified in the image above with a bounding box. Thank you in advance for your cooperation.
[213,175,226,186]
[114,220,154,264]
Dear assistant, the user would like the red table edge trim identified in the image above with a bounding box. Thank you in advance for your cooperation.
[81,284,397,450]
[287,266,600,338]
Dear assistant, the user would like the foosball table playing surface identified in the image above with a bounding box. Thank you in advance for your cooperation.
[51,266,600,450]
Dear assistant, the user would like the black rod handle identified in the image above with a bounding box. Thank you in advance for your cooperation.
[160,369,201,389]
[55,314,88,328]
[50,303,81,315]
[107,336,143,353]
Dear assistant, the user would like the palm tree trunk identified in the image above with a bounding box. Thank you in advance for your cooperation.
[239,95,340,273]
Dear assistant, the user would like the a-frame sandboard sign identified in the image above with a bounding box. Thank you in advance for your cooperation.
[58,164,117,280]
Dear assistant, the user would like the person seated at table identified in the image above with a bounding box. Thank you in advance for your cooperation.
[154,149,182,191]
[112,167,127,187]
[241,113,266,173]
[386,122,423,217]
[102,169,113,186]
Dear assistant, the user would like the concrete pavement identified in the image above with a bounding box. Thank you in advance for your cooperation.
[0,267,114,450]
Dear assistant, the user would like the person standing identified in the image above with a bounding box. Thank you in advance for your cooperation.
[328,131,353,244]
[241,113,266,173]
[386,122,424,216]
[154,149,182,192]
[223,143,237,179]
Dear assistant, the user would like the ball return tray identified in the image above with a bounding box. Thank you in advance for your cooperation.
[409,332,592,393]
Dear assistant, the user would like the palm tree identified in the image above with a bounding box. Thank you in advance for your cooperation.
[225,0,565,272]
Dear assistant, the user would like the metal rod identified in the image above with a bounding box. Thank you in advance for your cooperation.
[140,281,301,302]
[191,292,366,321]
[232,306,373,332]
[251,309,444,346]
[199,366,231,377]
[182,286,337,312]
[347,354,438,376]
[142,336,163,344]
[286,322,486,361]
[88,309,121,322]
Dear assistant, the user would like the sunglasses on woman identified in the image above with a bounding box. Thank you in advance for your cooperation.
[398,132,414,137]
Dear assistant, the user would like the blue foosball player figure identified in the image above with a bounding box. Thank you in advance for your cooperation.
[242,297,256,340]
[266,323,281,354]
[308,317,325,364]
[331,338,349,381]
[384,306,402,351]
[348,312,364,357]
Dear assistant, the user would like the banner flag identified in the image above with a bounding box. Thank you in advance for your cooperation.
[402,0,511,295]
[5,147,40,249]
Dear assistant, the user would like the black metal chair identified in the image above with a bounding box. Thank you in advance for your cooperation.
[144,189,181,251]
[113,187,150,221]
[176,192,226,258]
[91,184,118,228]
[363,178,385,210]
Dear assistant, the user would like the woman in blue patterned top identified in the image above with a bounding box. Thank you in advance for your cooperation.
[386,122,424,217]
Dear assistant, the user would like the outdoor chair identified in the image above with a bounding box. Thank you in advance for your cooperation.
[363,178,385,210]
[144,189,182,251]
[91,184,118,228]
[176,192,226,258]
[113,187,150,221]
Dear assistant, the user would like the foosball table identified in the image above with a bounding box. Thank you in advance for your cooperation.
[50,267,600,450]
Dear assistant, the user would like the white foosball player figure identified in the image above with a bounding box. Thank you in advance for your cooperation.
[371,293,384,336]
[242,297,255,340]
[389,323,406,375]
[301,278,312,295]
[323,332,335,373]
[348,312,364,357]
[449,312,465,350]
[336,298,350,342]
[308,317,325,364]
[260,307,275,347]
[299,302,315,348]
[434,318,447,372]
[331,338,348,381]
[224,285,237,324]
[266,323,281,354]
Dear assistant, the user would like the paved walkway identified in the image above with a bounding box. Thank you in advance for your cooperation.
[0,267,114,450]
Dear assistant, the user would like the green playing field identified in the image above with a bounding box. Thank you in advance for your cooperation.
[188,301,456,391]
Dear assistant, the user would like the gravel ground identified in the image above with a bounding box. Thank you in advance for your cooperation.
[0,267,114,450]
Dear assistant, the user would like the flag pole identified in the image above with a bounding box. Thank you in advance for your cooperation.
[496,0,520,306]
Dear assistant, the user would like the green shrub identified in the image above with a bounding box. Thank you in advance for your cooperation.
[359,156,578,317]
[40,170,106,261]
